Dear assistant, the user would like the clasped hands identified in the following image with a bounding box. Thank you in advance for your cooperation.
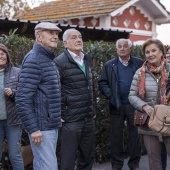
[166,91,170,105]
[142,105,154,116]
[4,88,13,96]
[143,92,170,116]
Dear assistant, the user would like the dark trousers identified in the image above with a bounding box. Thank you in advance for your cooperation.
[60,119,95,170]
[161,142,167,170]
[110,104,141,169]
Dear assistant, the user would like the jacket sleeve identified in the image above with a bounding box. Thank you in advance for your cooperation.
[16,55,41,134]
[10,68,21,100]
[166,73,170,95]
[98,63,112,99]
[54,58,62,79]
[128,69,148,111]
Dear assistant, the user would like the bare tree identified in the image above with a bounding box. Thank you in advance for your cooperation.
[0,0,46,18]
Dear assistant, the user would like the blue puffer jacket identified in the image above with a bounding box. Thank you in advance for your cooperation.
[16,43,61,134]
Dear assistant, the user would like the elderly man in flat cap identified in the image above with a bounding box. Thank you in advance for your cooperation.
[16,22,62,170]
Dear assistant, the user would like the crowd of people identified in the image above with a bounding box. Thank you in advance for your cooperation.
[0,21,170,170]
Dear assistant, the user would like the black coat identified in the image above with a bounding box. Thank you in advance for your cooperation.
[54,49,94,122]
[4,66,21,125]
[98,56,143,112]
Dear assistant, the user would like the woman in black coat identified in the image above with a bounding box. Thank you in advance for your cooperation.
[0,44,24,170]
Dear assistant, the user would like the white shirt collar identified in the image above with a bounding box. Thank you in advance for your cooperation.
[67,49,84,65]
[119,56,130,66]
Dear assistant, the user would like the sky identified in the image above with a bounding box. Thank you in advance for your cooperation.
[157,0,170,45]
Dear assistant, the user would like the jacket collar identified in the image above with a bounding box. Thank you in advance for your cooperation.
[64,48,90,63]
[113,55,133,66]
[33,42,56,60]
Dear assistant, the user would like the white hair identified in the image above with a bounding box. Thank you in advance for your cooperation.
[62,28,77,41]
[116,38,132,48]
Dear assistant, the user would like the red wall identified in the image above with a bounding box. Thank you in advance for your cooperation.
[111,6,152,31]
[130,34,152,42]
[64,17,99,27]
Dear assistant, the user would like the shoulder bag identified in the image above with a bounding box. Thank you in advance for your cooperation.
[134,110,149,127]
[148,104,170,135]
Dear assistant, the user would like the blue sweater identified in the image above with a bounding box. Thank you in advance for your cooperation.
[0,70,7,120]
[118,60,134,104]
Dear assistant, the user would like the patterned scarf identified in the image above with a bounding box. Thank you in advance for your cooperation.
[138,58,168,104]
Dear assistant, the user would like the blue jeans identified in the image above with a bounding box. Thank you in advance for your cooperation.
[29,128,58,170]
[0,120,24,170]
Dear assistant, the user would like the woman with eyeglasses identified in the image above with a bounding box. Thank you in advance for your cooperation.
[0,44,24,169]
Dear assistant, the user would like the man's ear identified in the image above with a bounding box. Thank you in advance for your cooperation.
[63,40,67,47]
[36,33,42,42]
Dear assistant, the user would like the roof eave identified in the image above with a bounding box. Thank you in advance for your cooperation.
[154,17,170,25]
[152,0,170,18]
[110,0,139,16]
[38,13,110,22]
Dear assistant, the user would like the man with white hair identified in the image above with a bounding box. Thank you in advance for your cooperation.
[98,38,143,170]
[16,22,62,170]
[54,28,95,170]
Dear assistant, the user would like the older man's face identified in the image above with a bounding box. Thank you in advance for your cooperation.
[36,30,59,51]
[116,41,131,58]
[63,30,83,55]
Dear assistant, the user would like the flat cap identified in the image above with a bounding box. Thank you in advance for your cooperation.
[34,22,62,34]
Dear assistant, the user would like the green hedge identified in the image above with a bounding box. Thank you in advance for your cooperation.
[0,31,146,168]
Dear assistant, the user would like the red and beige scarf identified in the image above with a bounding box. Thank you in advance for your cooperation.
[138,58,168,104]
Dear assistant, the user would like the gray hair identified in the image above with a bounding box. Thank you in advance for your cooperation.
[116,38,132,48]
[62,28,77,41]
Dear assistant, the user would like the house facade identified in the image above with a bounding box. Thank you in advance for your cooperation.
[16,0,170,44]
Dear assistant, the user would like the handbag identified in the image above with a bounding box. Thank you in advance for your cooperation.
[148,104,170,135]
[134,110,149,127]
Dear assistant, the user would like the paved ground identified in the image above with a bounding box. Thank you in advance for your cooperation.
[92,155,170,170]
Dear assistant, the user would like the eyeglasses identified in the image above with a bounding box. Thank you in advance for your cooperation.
[0,52,7,56]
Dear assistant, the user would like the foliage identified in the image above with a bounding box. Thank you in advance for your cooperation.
[0,29,34,67]
[0,31,146,168]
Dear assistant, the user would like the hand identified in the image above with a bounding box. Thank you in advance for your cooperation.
[166,92,170,105]
[4,88,13,96]
[142,105,154,116]
[31,130,43,146]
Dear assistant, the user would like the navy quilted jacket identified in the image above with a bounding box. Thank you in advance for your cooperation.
[4,66,21,125]
[16,43,61,134]
[98,56,143,112]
